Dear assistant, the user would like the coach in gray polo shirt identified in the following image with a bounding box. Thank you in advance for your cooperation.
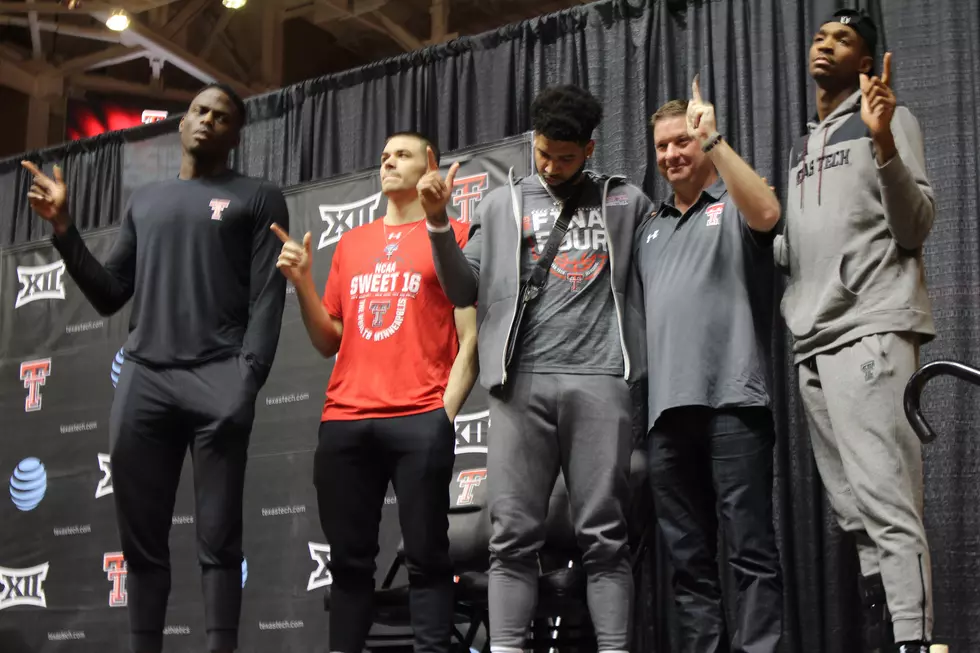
[634,78,783,653]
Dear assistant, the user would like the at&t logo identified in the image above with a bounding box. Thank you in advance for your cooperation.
[110,347,125,388]
[15,261,66,308]
[20,358,51,412]
[103,552,127,607]
[0,562,49,610]
[9,457,47,511]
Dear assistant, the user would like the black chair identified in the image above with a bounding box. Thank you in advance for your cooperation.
[455,447,654,653]
[323,449,493,653]
[904,360,980,443]
[325,446,653,653]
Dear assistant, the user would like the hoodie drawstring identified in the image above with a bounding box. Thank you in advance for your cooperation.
[817,128,829,206]
[799,135,808,210]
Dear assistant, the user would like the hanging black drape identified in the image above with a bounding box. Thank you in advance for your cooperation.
[1,1,977,651]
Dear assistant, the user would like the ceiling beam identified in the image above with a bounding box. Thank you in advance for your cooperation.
[0,56,61,96]
[0,15,123,42]
[429,0,448,43]
[70,72,196,102]
[0,39,29,61]
[0,57,36,94]
[0,1,114,15]
[26,0,42,60]
[57,44,149,75]
[88,9,255,97]
[200,9,233,59]
[370,8,423,52]
[124,0,184,14]
[160,0,209,40]
[217,32,252,84]
[260,1,283,88]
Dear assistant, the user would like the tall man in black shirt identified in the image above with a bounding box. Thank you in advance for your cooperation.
[21,84,289,653]
[634,78,783,653]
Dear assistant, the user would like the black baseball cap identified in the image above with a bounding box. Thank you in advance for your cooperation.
[823,8,878,58]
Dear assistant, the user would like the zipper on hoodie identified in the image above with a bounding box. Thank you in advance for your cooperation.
[602,176,631,381]
[500,171,523,386]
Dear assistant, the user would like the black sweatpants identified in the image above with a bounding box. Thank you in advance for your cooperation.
[314,408,456,653]
[109,356,257,653]
[648,406,783,653]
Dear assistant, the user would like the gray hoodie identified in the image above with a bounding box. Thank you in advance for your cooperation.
[429,169,650,390]
[774,90,936,363]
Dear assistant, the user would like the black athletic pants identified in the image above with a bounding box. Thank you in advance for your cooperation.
[109,356,257,653]
[314,408,456,653]
[648,406,783,653]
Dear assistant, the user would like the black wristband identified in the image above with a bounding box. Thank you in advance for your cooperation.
[701,132,723,153]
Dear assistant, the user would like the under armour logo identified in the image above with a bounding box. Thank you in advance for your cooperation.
[209,199,230,221]
[646,230,659,243]
[861,360,876,382]
[839,15,852,24]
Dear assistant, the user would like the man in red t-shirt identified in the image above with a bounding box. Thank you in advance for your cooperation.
[271,132,478,653]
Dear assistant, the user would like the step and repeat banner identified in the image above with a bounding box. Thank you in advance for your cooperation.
[0,133,531,652]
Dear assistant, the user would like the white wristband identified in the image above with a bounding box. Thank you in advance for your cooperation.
[426,220,452,234]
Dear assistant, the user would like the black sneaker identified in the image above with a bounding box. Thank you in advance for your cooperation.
[858,574,894,652]
[894,643,929,653]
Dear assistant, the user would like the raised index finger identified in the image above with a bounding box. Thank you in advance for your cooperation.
[426,146,439,172]
[20,160,49,182]
[881,52,892,87]
[270,222,291,243]
[691,74,702,103]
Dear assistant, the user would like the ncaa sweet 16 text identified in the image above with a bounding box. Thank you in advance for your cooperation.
[351,260,423,342]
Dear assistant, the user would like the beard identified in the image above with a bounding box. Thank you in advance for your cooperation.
[541,161,588,199]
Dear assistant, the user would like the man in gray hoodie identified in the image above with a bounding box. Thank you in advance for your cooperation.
[775,9,936,653]
[421,84,654,653]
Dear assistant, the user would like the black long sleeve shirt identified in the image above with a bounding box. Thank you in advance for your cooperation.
[51,171,289,387]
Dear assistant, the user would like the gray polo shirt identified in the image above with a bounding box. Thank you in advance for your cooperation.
[634,177,775,428]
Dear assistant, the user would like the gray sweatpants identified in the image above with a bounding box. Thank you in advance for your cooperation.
[486,372,633,653]
[798,332,933,643]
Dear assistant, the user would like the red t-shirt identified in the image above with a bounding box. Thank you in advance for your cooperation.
[321,217,469,422]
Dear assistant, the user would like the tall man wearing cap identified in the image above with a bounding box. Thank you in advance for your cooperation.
[775,9,937,652]
[636,78,783,653]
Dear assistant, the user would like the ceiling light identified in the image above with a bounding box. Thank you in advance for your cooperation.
[105,9,129,31]
[222,0,246,8]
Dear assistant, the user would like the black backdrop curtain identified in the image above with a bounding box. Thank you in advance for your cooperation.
[1,0,978,651]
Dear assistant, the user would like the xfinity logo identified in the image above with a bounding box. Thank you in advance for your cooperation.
[317,192,384,250]
[307,542,333,591]
[0,562,49,610]
[15,261,66,308]
[95,453,112,498]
